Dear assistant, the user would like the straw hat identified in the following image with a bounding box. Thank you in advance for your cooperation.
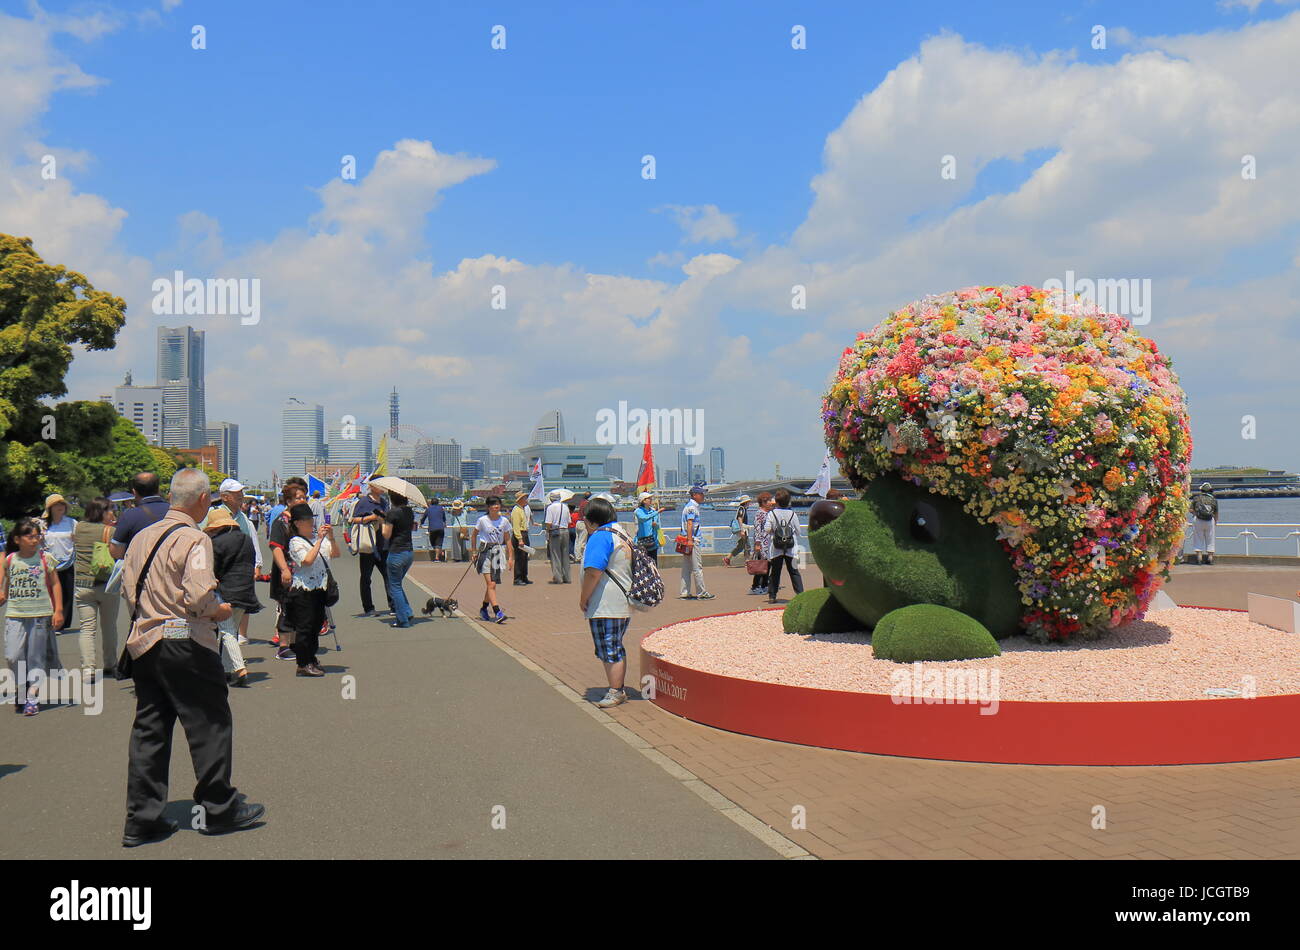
[515,491,529,502]
[451,499,465,511]
[203,506,239,533]
[737,494,753,504]
[42,493,67,520]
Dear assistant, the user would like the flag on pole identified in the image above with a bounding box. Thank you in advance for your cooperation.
[374,434,389,477]
[526,458,545,502]
[634,427,655,495]
[810,450,833,498]
[306,474,328,497]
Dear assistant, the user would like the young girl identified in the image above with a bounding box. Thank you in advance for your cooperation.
[284,502,338,677]
[470,496,513,624]
[1,518,64,716]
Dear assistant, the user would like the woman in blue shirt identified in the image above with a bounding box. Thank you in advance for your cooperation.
[633,492,664,565]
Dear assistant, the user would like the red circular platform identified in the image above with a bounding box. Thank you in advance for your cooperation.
[640,608,1300,766]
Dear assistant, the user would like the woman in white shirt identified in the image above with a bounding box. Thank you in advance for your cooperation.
[41,493,78,630]
[284,502,338,677]
[470,495,514,625]
[762,488,804,604]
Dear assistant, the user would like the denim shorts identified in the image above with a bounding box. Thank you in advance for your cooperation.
[588,616,630,664]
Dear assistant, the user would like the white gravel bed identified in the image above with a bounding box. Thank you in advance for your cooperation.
[641,607,1300,702]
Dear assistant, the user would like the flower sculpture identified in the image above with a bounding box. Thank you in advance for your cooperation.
[812,285,1191,647]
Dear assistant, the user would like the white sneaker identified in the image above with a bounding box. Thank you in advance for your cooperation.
[594,688,627,708]
[237,634,249,644]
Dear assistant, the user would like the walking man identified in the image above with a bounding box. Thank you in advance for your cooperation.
[350,479,392,616]
[544,490,571,583]
[1190,481,1218,565]
[679,484,713,600]
[510,491,533,585]
[200,478,263,646]
[109,472,170,559]
[120,467,265,847]
[420,495,447,562]
[681,486,712,597]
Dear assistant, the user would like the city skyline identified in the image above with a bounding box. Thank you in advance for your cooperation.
[8,1,1295,484]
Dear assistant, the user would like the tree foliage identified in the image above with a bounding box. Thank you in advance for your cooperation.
[0,234,127,517]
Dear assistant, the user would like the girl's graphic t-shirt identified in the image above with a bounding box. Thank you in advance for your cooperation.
[5,552,54,618]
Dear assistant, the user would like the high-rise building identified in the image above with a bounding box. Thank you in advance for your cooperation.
[205,422,239,477]
[461,459,485,480]
[691,463,706,485]
[156,326,206,449]
[417,439,462,478]
[327,423,374,471]
[113,371,165,444]
[709,447,725,484]
[663,469,680,489]
[470,446,492,472]
[388,387,400,439]
[676,447,691,483]
[491,451,525,476]
[282,398,326,474]
[532,410,565,444]
[606,456,624,480]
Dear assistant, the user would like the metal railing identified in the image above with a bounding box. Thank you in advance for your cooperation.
[1182,523,1300,557]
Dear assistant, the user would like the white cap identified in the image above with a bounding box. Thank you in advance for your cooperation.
[638,491,653,500]
[218,478,246,494]
[549,490,562,500]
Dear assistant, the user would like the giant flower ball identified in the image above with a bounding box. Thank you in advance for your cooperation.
[823,285,1192,642]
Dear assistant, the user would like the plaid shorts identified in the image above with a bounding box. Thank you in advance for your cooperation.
[588,616,630,664]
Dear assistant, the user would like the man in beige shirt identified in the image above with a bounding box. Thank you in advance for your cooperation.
[120,467,266,847]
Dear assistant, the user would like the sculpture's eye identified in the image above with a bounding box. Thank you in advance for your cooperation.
[910,502,940,543]
[809,499,845,532]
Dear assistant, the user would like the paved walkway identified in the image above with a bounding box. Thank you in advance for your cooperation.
[0,552,777,860]
[409,547,1300,860]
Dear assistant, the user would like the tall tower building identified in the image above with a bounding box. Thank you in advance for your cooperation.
[709,447,725,484]
[389,387,400,439]
[532,410,565,444]
[282,398,326,474]
[156,326,206,449]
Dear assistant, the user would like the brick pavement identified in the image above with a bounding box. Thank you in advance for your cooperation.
[410,552,1300,860]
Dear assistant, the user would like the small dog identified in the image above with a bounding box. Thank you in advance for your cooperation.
[422,596,459,619]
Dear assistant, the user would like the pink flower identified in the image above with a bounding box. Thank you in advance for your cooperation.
[980,426,1006,445]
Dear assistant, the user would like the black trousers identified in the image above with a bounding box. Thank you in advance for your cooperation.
[512,533,529,581]
[58,566,75,629]
[767,555,804,599]
[125,639,239,835]
[285,589,325,668]
[359,550,391,612]
[428,529,445,560]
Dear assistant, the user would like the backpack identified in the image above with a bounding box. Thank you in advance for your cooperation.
[772,510,796,552]
[599,526,665,611]
[1192,493,1216,521]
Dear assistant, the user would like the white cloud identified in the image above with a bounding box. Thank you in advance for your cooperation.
[658,204,740,244]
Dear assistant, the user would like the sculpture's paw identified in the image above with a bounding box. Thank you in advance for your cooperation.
[782,588,862,635]
[870,604,1001,662]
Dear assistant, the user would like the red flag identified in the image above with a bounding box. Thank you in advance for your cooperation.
[635,427,655,494]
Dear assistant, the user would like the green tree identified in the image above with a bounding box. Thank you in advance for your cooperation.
[0,234,126,517]
[64,415,168,497]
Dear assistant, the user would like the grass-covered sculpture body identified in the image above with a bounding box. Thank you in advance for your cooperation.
[783,285,1192,661]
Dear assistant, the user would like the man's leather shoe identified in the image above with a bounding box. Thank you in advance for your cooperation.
[200,802,266,836]
[122,818,179,848]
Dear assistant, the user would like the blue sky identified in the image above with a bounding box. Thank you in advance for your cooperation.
[4,0,1299,482]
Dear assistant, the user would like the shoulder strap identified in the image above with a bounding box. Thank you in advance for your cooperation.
[130,524,186,627]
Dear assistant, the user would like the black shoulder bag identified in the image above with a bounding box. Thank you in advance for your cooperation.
[115,524,185,681]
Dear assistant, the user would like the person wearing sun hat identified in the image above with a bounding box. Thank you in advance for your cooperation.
[1189,482,1218,566]
[678,484,713,600]
[543,489,571,583]
[447,499,470,562]
[634,491,665,565]
[202,506,260,686]
[41,493,78,631]
[721,494,753,569]
[510,491,533,585]
[200,477,263,644]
